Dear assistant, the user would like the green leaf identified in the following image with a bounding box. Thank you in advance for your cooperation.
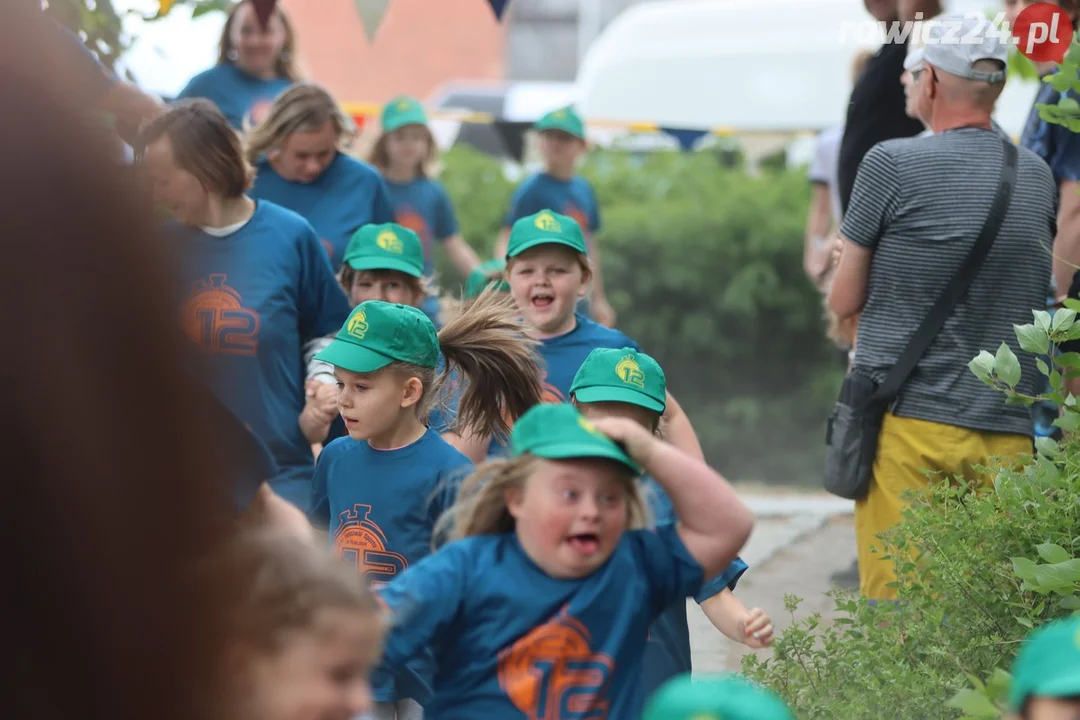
[1033,559,1080,589]
[1037,358,1050,376]
[969,351,996,384]
[1036,543,1072,564]
[1016,323,1051,354]
[1054,411,1080,432]
[1060,97,1080,113]
[1016,615,1035,629]
[1065,298,1080,313]
[1056,352,1080,368]
[1051,370,1064,390]
[986,668,1014,704]
[995,343,1022,388]
[1059,595,1080,610]
[1034,309,1053,331]
[1053,308,1077,332]
[1035,437,1062,459]
[1051,72,1075,93]
[1012,556,1040,582]
[946,688,1001,717]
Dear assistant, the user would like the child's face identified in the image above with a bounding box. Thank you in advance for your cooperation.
[507,457,630,579]
[1015,697,1080,720]
[538,130,585,173]
[143,137,212,226]
[242,609,382,720]
[349,270,423,308]
[576,401,658,432]
[385,125,430,172]
[275,121,338,184]
[508,245,587,337]
[334,367,418,441]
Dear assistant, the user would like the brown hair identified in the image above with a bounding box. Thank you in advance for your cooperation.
[368,124,439,178]
[339,267,432,304]
[506,251,593,284]
[388,287,542,438]
[572,397,665,437]
[138,99,254,198]
[434,454,649,542]
[246,82,356,162]
[210,528,383,655]
[218,0,301,82]
[1,12,237,718]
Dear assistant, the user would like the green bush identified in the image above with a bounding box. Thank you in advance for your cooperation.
[438,146,842,484]
[740,309,1080,719]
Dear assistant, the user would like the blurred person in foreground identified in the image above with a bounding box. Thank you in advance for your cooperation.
[1006,615,1080,720]
[0,6,243,719]
[829,15,1057,602]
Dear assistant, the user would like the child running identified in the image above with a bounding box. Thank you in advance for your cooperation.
[376,402,755,719]
[218,528,386,720]
[307,292,543,719]
[302,222,436,448]
[369,95,481,325]
[570,346,773,697]
[494,106,615,327]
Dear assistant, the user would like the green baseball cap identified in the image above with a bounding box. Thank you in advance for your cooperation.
[570,347,667,413]
[464,259,510,299]
[642,673,795,720]
[1009,616,1080,710]
[505,210,587,260]
[381,95,428,134]
[314,301,439,373]
[535,106,585,140]
[342,223,424,278]
[510,403,640,475]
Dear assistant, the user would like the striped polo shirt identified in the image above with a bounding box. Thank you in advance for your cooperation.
[842,127,1056,436]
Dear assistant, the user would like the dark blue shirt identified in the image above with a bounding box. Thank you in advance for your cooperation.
[176,63,292,129]
[178,201,351,508]
[385,177,459,276]
[505,172,602,236]
[308,429,471,702]
[378,525,704,719]
[1021,70,1080,185]
[251,154,395,272]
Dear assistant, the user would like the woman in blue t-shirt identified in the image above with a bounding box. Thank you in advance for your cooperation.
[139,98,351,510]
[176,0,298,129]
[246,83,395,272]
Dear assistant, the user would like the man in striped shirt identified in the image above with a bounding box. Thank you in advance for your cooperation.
[828,15,1057,601]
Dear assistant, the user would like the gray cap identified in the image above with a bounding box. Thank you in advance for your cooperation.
[922,14,1009,83]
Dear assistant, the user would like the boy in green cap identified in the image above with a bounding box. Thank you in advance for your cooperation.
[374,402,755,719]
[368,94,481,326]
[642,673,795,720]
[494,105,615,328]
[303,222,434,448]
[1008,615,1080,719]
[571,347,773,699]
[307,295,543,719]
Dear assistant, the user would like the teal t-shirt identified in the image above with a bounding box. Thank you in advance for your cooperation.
[176,63,291,129]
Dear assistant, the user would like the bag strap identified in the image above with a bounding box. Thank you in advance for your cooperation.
[873,137,1019,402]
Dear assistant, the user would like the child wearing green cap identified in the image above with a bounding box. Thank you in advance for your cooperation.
[1008,615,1080,719]
[307,291,543,719]
[374,402,754,719]
[494,105,615,328]
[642,672,795,720]
[301,222,435,449]
[368,95,481,326]
[570,347,774,699]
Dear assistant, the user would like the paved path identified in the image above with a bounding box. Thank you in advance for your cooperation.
[686,495,858,673]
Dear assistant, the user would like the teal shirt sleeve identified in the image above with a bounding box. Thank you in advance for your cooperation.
[307,444,332,526]
[694,557,749,603]
[372,174,396,224]
[433,182,459,241]
[631,524,706,616]
[585,180,602,233]
[296,223,351,339]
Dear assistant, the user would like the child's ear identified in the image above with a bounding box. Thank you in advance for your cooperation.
[505,485,525,518]
[400,376,424,409]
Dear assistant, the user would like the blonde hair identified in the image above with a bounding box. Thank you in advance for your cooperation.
[210,528,383,655]
[245,83,356,163]
[368,125,439,178]
[434,454,650,544]
[218,0,301,83]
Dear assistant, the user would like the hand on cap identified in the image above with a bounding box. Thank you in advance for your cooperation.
[738,607,775,649]
[589,416,658,464]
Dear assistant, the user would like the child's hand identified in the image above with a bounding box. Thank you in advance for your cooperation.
[299,379,338,444]
[737,608,774,649]
[589,416,658,465]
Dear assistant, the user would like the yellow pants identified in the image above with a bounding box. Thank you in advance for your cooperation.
[855,413,1032,600]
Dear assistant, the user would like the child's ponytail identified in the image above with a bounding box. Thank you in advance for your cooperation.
[434,286,543,440]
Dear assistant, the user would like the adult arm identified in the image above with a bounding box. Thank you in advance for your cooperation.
[1051,181,1080,295]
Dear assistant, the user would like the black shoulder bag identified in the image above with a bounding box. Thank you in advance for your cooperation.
[824,138,1018,500]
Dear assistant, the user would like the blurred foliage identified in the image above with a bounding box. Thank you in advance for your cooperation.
[438,146,842,485]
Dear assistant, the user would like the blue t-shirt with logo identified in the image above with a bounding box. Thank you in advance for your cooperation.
[638,476,749,698]
[384,177,459,276]
[177,201,351,508]
[176,63,292,130]
[308,428,471,703]
[378,524,704,719]
[1021,70,1080,185]
[505,172,601,235]
[251,154,395,272]
[538,314,640,403]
